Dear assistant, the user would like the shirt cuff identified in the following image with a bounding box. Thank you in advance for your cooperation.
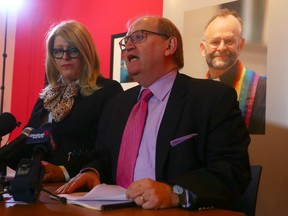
[59,165,70,182]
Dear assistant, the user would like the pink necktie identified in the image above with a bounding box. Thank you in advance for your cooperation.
[116,89,153,188]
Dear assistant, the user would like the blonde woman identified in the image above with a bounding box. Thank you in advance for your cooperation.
[8,20,123,182]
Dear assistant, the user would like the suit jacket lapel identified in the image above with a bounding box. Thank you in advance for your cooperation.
[155,73,187,180]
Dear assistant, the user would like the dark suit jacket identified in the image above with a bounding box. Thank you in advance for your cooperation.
[8,77,123,178]
[86,72,251,210]
[249,75,266,134]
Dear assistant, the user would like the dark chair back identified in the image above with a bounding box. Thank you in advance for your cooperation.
[234,165,262,216]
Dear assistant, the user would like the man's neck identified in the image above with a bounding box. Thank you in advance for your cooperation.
[208,61,240,87]
[208,61,239,80]
[208,69,227,79]
[136,66,178,88]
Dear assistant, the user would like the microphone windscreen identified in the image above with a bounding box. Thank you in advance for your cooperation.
[0,112,17,137]
[26,123,57,155]
[26,127,52,145]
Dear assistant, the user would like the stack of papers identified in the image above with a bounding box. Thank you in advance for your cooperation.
[55,184,135,210]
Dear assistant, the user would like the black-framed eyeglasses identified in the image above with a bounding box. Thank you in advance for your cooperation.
[51,47,81,59]
[119,30,170,51]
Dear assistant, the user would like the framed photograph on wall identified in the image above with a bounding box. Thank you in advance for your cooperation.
[110,32,138,90]
[174,0,267,134]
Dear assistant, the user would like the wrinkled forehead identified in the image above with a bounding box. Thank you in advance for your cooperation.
[205,15,242,39]
[128,17,159,35]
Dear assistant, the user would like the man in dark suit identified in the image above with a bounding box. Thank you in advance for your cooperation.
[57,16,251,211]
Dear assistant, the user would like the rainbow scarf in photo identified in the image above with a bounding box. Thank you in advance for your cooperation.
[234,63,259,127]
[206,61,260,127]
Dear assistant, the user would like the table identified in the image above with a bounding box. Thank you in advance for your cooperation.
[1,183,245,216]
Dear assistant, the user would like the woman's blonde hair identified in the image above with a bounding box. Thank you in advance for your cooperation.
[42,20,101,96]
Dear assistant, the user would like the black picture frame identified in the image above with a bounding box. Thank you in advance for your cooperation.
[110,32,138,90]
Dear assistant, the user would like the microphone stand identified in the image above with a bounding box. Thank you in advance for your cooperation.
[0,174,4,201]
[0,162,7,202]
[41,188,67,204]
[0,173,9,202]
[0,163,6,180]
[1,9,9,114]
[0,180,67,203]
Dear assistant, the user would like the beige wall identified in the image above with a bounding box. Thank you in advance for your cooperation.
[164,0,288,215]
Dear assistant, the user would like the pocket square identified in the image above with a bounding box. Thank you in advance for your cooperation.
[170,133,197,147]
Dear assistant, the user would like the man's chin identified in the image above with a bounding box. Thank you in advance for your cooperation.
[211,59,232,70]
[126,71,138,80]
[211,62,229,70]
[213,65,229,70]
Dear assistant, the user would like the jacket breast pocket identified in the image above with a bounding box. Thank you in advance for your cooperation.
[167,133,200,178]
[170,133,197,147]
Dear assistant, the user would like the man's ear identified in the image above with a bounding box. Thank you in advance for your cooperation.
[165,37,177,56]
[238,37,245,52]
[199,41,207,58]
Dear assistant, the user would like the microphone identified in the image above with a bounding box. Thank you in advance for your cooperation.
[9,123,56,202]
[0,112,21,138]
[26,123,57,158]
[0,127,33,193]
[0,127,34,165]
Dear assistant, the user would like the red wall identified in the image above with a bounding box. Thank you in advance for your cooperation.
[11,0,163,137]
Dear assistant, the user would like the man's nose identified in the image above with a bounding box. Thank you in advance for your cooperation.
[124,39,135,51]
[217,40,227,51]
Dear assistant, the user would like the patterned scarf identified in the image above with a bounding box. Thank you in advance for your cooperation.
[43,80,80,122]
